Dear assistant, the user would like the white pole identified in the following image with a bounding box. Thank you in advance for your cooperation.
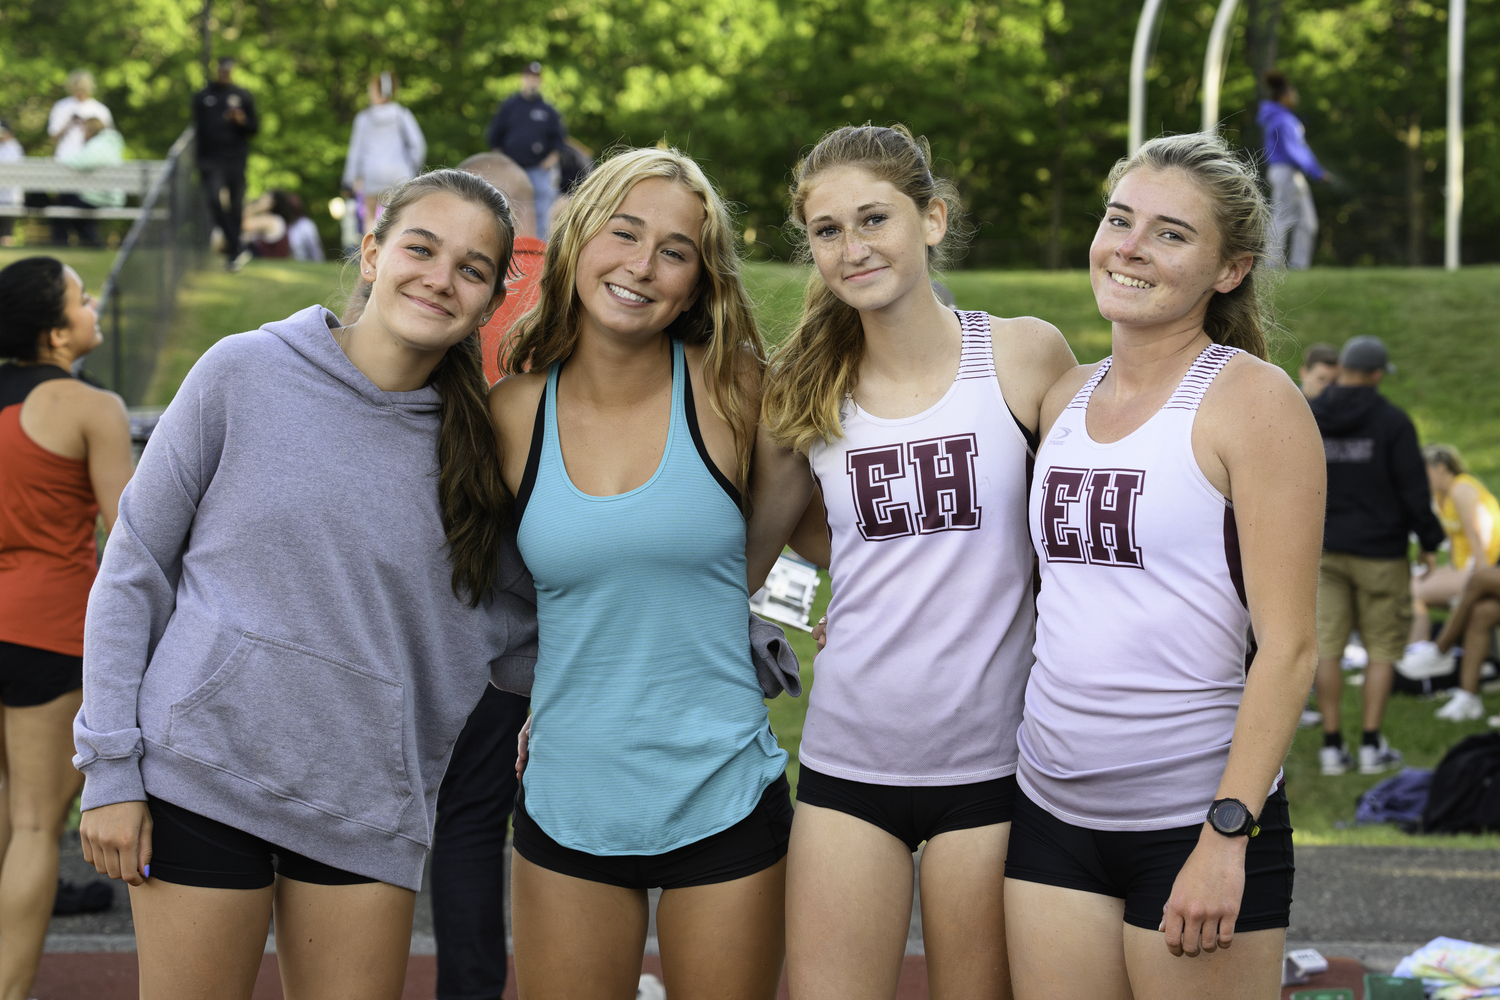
[1201,0,1241,133]
[1445,0,1465,271]
[1130,0,1168,154]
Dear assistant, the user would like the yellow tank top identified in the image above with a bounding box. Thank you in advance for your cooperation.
[1439,473,1500,568]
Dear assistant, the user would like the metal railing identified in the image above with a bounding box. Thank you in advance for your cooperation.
[88,127,209,406]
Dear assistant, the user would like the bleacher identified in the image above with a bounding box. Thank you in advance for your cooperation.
[0,157,170,220]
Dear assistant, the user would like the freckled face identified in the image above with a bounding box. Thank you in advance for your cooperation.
[573,177,706,343]
[361,191,506,355]
[802,165,945,312]
[1089,167,1248,331]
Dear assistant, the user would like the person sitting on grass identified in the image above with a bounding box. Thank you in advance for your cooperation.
[1401,445,1499,718]
[74,169,538,1000]
[1403,565,1500,726]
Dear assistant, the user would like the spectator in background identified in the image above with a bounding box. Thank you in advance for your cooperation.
[544,138,594,237]
[59,118,126,213]
[1400,444,1500,722]
[48,71,113,162]
[1298,342,1339,400]
[283,193,324,262]
[459,152,541,386]
[485,62,565,239]
[342,72,426,231]
[47,72,115,248]
[1258,70,1327,271]
[1310,335,1445,776]
[0,257,133,1000]
[192,57,259,272]
[0,120,23,210]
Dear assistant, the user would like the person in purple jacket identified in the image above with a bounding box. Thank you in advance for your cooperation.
[1257,70,1327,270]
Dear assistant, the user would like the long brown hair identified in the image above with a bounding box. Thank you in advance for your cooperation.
[503,145,764,493]
[762,124,965,454]
[353,169,516,606]
[1103,133,1274,361]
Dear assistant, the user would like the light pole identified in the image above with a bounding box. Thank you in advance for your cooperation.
[1201,0,1241,133]
[1445,0,1465,271]
[1129,0,1168,154]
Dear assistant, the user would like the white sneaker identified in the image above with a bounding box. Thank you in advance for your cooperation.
[1358,737,1404,775]
[1397,641,1454,680]
[1299,708,1324,728]
[637,974,666,1000]
[1436,689,1486,722]
[1319,745,1353,775]
[1489,714,1500,728]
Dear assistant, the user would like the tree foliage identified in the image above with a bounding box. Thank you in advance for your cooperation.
[2,0,1494,265]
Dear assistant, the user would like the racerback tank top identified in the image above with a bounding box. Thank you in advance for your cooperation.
[0,363,100,657]
[515,339,786,855]
[803,310,1037,785]
[1019,343,1271,831]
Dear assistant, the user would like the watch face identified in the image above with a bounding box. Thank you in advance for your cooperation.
[1212,799,1248,832]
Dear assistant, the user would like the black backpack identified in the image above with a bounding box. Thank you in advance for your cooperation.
[1421,734,1500,834]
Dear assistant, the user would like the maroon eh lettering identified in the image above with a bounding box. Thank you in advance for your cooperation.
[1040,466,1146,569]
[848,435,984,541]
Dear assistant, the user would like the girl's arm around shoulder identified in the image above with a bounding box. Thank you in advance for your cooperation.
[488,371,548,498]
[987,314,1078,436]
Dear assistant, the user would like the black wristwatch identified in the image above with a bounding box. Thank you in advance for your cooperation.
[1206,798,1260,838]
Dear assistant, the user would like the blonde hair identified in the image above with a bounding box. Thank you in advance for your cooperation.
[1423,444,1467,476]
[503,145,763,493]
[762,124,964,453]
[1104,133,1274,361]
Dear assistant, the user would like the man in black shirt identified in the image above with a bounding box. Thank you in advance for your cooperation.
[1310,336,1445,777]
[485,62,565,237]
[192,58,259,270]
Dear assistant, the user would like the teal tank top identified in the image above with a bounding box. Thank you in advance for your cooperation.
[514,339,786,855]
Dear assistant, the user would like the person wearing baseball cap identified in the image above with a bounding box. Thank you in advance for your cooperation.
[1308,335,1444,777]
[484,61,567,238]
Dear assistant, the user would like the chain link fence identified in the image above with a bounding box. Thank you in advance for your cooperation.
[86,127,209,408]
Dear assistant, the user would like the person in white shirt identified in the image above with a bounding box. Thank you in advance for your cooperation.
[0,119,23,211]
[48,71,114,162]
[341,72,425,232]
[47,71,114,246]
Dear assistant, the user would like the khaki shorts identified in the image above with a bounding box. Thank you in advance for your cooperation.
[1317,552,1413,663]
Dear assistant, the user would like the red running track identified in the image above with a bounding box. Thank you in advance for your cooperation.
[34,953,935,999]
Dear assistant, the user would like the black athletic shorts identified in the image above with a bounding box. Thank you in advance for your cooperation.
[795,766,1018,853]
[0,640,83,707]
[146,796,376,889]
[512,773,793,890]
[1005,785,1294,932]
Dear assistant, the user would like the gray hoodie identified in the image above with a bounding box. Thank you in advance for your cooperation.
[73,306,537,890]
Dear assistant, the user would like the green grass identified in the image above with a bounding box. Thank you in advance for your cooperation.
[0,246,115,295]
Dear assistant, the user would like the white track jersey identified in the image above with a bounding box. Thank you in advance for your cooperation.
[803,310,1037,785]
[1019,344,1272,831]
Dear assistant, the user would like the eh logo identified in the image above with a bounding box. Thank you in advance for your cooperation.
[847,435,981,541]
[1040,467,1145,568]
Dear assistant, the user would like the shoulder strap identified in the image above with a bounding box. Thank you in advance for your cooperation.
[1163,344,1242,412]
[0,363,72,410]
[1064,358,1112,412]
[955,310,996,382]
[513,370,553,522]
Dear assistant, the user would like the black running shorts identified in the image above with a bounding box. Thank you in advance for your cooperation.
[0,640,83,707]
[512,773,793,890]
[1005,785,1294,932]
[146,796,376,889]
[795,766,1018,853]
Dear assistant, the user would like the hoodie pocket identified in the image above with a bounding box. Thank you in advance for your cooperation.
[166,632,413,833]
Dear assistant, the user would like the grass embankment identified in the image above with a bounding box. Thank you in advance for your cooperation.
[18,251,1500,844]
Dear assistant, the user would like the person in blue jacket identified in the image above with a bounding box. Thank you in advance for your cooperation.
[1257,70,1328,270]
[485,62,566,240]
